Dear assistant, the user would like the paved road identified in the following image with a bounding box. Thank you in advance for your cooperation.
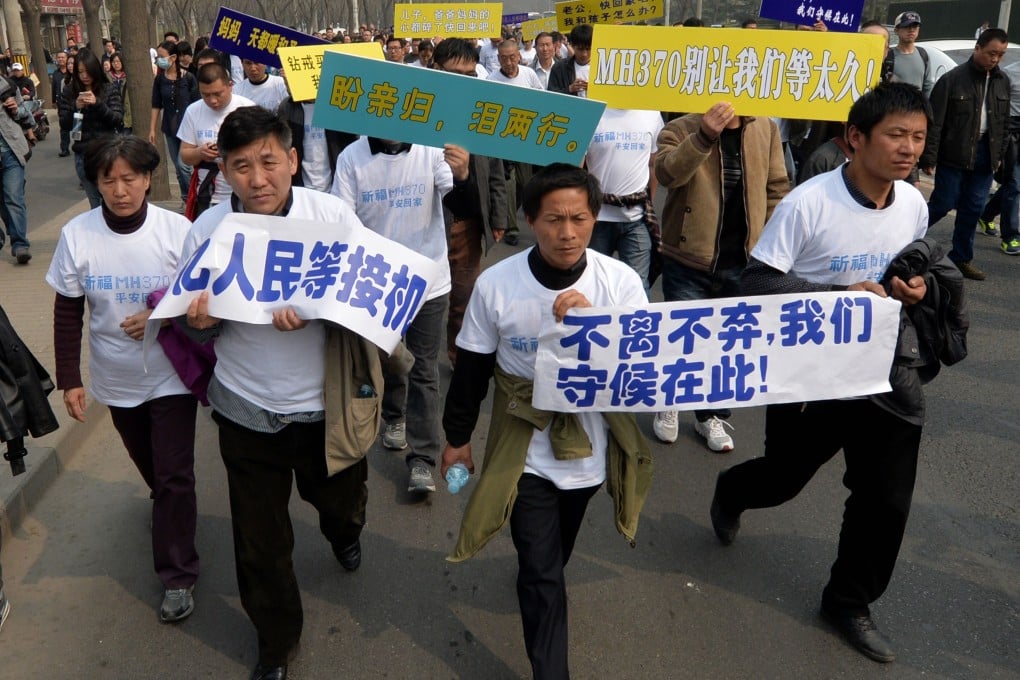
[0,145,1017,679]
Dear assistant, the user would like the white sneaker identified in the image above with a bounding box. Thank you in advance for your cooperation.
[0,590,10,633]
[695,416,734,453]
[653,410,679,443]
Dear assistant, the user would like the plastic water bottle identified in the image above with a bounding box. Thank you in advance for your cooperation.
[446,463,470,494]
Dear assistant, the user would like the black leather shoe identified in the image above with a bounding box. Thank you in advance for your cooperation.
[250,663,287,680]
[709,472,740,545]
[333,539,361,572]
[821,608,896,663]
[58,150,70,157]
[502,233,519,246]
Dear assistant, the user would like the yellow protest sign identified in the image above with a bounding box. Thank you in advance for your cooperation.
[588,26,885,121]
[279,43,383,102]
[393,3,504,38]
[521,16,558,40]
[555,0,663,31]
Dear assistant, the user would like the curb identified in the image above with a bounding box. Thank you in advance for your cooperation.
[0,196,108,540]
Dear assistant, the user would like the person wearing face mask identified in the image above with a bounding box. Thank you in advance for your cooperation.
[150,40,200,199]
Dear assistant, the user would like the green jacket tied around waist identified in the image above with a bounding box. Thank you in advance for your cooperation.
[448,365,653,562]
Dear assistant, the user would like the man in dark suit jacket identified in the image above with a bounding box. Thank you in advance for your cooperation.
[547,24,592,96]
[431,38,509,363]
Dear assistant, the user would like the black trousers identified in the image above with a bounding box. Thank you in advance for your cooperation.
[510,473,600,680]
[214,413,368,666]
[716,399,922,617]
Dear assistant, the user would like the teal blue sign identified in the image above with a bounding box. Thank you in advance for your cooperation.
[312,52,606,166]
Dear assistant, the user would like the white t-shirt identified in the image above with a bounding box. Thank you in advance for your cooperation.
[331,138,453,298]
[586,108,664,222]
[185,188,369,414]
[479,42,501,73]
[176,94,256,207]
[752,168,928,285]
[487,66,545,89]
[230,54,245,85]
[300,102,332,192]
[574,61,590,97]
[234,74,289,112]
[520,46,536,66]
[474,63,489,79]
[45,205,192,407]
[457,248,647,489]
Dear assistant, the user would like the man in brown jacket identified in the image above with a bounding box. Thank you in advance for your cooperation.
[652,102,789,452]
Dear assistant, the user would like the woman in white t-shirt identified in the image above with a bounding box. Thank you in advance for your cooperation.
[45,136,200,625]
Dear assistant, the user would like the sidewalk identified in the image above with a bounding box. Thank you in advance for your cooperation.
[0,197,106,538]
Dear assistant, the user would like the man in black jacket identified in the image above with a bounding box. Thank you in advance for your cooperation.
[922,28,1011,280]
[547,24,591,97]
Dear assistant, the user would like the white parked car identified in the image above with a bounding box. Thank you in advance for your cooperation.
[914,39,1020,81]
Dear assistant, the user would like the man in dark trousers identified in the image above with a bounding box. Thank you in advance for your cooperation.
[712,83,935,664]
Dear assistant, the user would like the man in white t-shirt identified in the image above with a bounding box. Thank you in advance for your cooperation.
[478,35,504,74]
[331,137,467,494]
[441,163,650,679]
[177,63,255,216]
[486,38,544,89]
[585,107,664,290]
[183,106,370,680]
[234,59,290,111]
[548,24,591,97]
[519,37,536,66]
[712,83,933,665]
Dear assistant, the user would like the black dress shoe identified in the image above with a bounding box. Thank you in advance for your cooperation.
[709,471,740,545]
[502,233,519,246]
[333,539,361,572]
[250,663,287,680]
[58,150,70,157]
[821,608,896,663]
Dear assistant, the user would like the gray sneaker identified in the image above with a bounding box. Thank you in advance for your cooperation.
[383,422,407,450]
[0,590,10,633]
[408,462,436,493]
[160,587,195,623]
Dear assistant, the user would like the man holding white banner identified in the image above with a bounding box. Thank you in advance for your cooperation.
[181,106,374,680]
[713,83,944,664]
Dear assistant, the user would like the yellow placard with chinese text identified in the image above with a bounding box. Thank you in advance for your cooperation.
[588,25,885,121]
[555,0,663,32]
[521,16,558,41]
[279,43,384,102]
[393,3,504,39]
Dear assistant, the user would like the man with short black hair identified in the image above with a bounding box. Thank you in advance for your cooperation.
[177,63,255,215]
[235,58,289,111]
[531,31,557,88]
[922,28,1012,279]
[548,24,591,96]
[184,106,371,680]
[385,36,406,63]
[0,69,36,263]
[715,83,941,664]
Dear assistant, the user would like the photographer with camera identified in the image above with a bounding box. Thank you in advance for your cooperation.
[0,67,36,264]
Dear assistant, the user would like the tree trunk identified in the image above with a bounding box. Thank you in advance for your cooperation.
[122,0,173,201]
[80,0,107,57]
[18,0,52,104]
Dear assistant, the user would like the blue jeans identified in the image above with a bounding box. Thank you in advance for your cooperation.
[927,137,993,263]
[660,257,742,421]
[589,218,652,290]
[75,151,103,208]
[164,132,192,198]
[981,162,1020,243]
[383,295,448,467]
[0,145,29,251]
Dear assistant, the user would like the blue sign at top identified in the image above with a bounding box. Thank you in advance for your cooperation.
[208,6,329,68]
[502,12,531,25]
[758,0,865,33]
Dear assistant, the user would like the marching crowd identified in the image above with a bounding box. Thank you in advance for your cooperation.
[0,10,994,680]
